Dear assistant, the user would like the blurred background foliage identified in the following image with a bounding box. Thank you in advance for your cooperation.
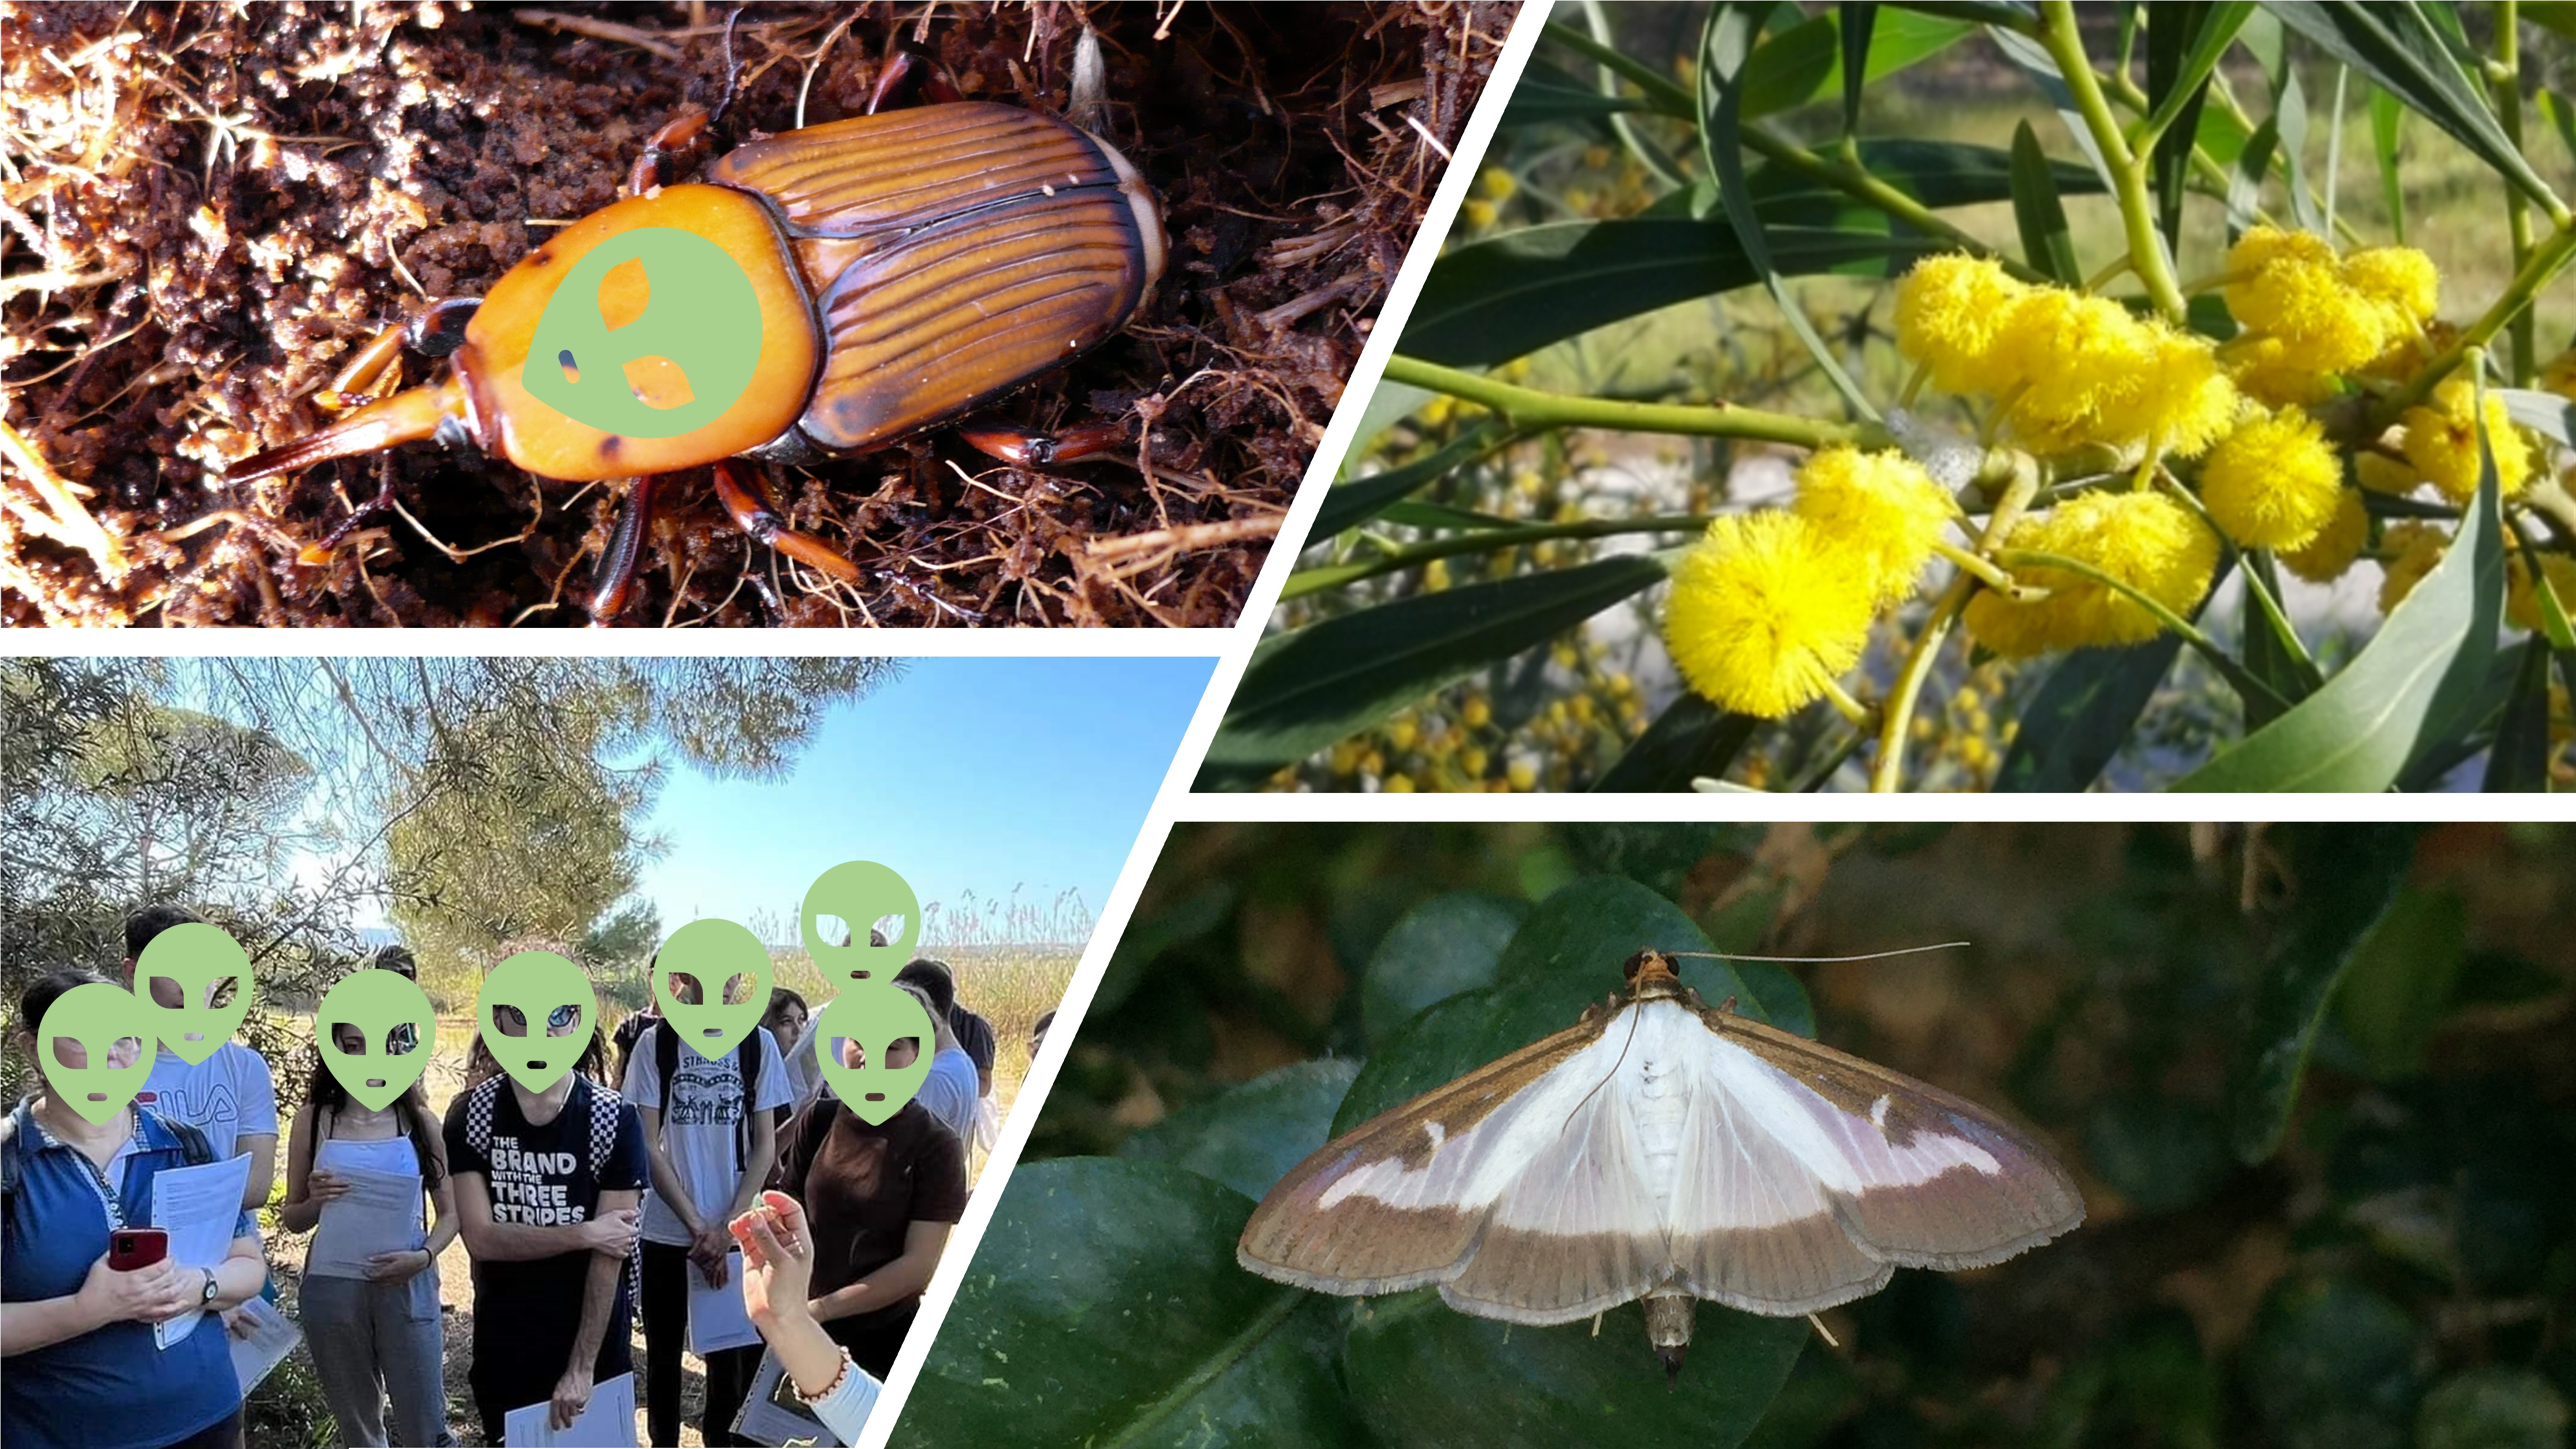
[955,821,2576,1448]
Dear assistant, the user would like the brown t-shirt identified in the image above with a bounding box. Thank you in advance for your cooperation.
[776,1100,968,1333]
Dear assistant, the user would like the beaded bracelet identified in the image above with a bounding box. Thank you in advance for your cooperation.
[795,1345,856,1408]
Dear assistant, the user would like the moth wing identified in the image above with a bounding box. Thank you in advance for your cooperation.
[1237,1012,1613,1300]
[1712,1012,2087,1272]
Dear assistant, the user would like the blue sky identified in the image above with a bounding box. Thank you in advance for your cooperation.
[630,656,1209,945]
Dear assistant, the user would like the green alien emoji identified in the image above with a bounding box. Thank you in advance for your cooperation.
[522,227,764,440]
[803,860,920,988]
[653,918,773,1063]
[814,987,934,1127]
[476,950,599,1094]
[39,982,157,1125]
[135,921,253,1066]
[316,970,438,1112]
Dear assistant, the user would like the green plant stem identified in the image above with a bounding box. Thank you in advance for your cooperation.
[1382,356,1878,450]
[1543,22,1695,118]
[1580,3,1691,190]
[2101,67,2364,246]
[2039,1,2187,321]
[1789,724,1874,792]
[1998,548,2295,716]
[2150,472,2318,675]
[1929,538,2025,596]
[1733,126,2046,283]
[1870,459,2042,792]
[2377,224,2576,421]
[1281,513,1713,600]
[2494,2,2536,384]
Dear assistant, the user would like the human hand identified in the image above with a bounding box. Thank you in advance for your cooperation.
[689,1225,732,1287]
[550,1361,595,1431]
[362,1249,430,1282]
[729,1190,814,1330]
[77,1253,194,1328]
[579,1208,640,1257]
[222,1303,259,1338]
[306,1171,352,1203]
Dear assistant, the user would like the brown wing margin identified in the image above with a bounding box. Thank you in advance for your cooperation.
[1710,1010,2087,1268]
[1236,1012,1610,1297]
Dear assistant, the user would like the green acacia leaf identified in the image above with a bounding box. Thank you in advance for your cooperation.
[898,1159,1364,1449]
[2369,83,2407,242]
[2008,118,2081,284]
[1343,1289,1807,1449]
[1503,59,1668,125]
[1311,421,1511,544]
[1204,555,1669,772]
[2172,451,2504,792]
[2270,1,2564,214]
[2481,637,2555,792]
[1361,892,1528,1046]
[1840,4,1877,138]
[1994,637,2185,792]
[2146,3,2237,250]
[2225,823,2419,1163]
[1119,1059,1367,1201]
[2333,887,2468,1077]
[1592,693,1761,792]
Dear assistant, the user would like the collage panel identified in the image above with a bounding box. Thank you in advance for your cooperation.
[2,2,1519,628]
[1,654,1209,1447]
[1207,3,2576,792]
[904,822,2576,1447]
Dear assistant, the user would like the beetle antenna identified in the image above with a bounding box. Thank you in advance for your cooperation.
[224,380,466,486]
[711,6,749,138]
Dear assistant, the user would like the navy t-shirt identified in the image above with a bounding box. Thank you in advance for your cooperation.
[1,1102,251,1449]
[441,1076,648,1388]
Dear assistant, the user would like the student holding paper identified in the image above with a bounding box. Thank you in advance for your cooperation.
[122,908,279,1212]
[624,969,793,1447]
[280,1023,458,1447]
[444,1002,648,1444]
[730,1191,881,1445]
[2,969,265,1449]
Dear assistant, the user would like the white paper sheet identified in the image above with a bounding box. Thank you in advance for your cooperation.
[688,1251,763,1355]
[732,1350,843,1447]
[227,1295,301,1395]
[148,1151,252,1350]
[305,1167,426,1279]
[503,1369,636,1447]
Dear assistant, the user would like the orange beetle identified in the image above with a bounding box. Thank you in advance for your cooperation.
[226,54,1165,624]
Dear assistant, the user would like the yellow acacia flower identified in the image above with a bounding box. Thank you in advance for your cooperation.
[2508,551,2576,634]
[2225,225,2396,373]
[2543,346,2576,404]
[2377,521,2451,614]
[1964,492,2218,656]
[1892,254,2028,395]
[2226,335,2336,408]
[1663,511,1872,718]
[2341,246,2439,327]
[1478,166,1517,201]
[2355,451,2421,495]
[2280,487,2369,583]
[1997,291,2156,452]
[2093,322,2241,459]
[1790,447,1960,606]
[2199,407,2345,551]
[2400,377,2533,503]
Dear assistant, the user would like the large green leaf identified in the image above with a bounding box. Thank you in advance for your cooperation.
[897,1159,1364,1448]
[2270,2,2564,214]
[2482,637,2556,792]
[2332,887,2467,1078]
[1309,421,1511,545]
[1360,892,1528,1046]
[2172,456,2504,791]
[1204,556,1668,772]
[1503,58,1669,125]
[1994,636,2186,792]
[1404,221,1939,368]
[1119,1059,1367,1201]
[1747,139,2103,227]
[1591,693,1761,792]
[1741,6,1980,119]
[2225,823,2419,1164]
[2008,118,2081,284]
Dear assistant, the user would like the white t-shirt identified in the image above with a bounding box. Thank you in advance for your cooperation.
[915,1046,981,1146]
[622,1023,793,1245]
[138,1042,278,1160]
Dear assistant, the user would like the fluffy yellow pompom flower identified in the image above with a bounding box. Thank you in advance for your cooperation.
[2094,322,2241,459]
[2341,246,2439,326]
[1964,492,2218,656]
[2199,408,2345,551]
[1893,255,2029,395]
[2226,335,2336,407]
[1663,511,1873,718]
[2400,377,2533,503]
[2355,452,2421,495]
[1791,447,1960,606]
[2225,226,2394,372]
[1997,291,2155,451]
[2508,551,2576,634]
[2280,487,2369,584]
[2377,521,2450,614]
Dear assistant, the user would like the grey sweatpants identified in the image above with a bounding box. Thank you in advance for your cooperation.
[299,1266,449,1448]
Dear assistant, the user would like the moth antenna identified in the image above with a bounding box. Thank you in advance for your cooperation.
[1717,994,1738,1015]
[1565,998,1644,1132]
[1591,1312,1603,1338]
[1808,1313,1841,1348]
[1666,941,1971,966]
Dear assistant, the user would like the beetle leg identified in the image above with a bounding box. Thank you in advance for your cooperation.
[629,109,711,195]
[312,325,407,413]
[402,296,481,358]
[585,473,661,626]
[710,459,866,587]
[864,50,920,115]
[955,420,1130,466]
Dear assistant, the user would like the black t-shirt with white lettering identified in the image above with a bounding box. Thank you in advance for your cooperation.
[442,1074,649,1384]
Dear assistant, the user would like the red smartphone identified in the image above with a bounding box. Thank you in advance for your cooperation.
[107,1228,168,1271]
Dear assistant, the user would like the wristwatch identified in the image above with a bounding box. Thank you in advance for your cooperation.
[198,1269,219,1307]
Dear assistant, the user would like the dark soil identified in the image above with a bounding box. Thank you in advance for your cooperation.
[1,1,1513,627]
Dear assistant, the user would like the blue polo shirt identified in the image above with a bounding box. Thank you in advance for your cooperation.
[1,1100,251,1449]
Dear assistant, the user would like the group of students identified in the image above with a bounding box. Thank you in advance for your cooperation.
[1,907,1002,1449]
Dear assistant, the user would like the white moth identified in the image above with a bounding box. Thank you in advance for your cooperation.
[1238,950,2084,1382]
